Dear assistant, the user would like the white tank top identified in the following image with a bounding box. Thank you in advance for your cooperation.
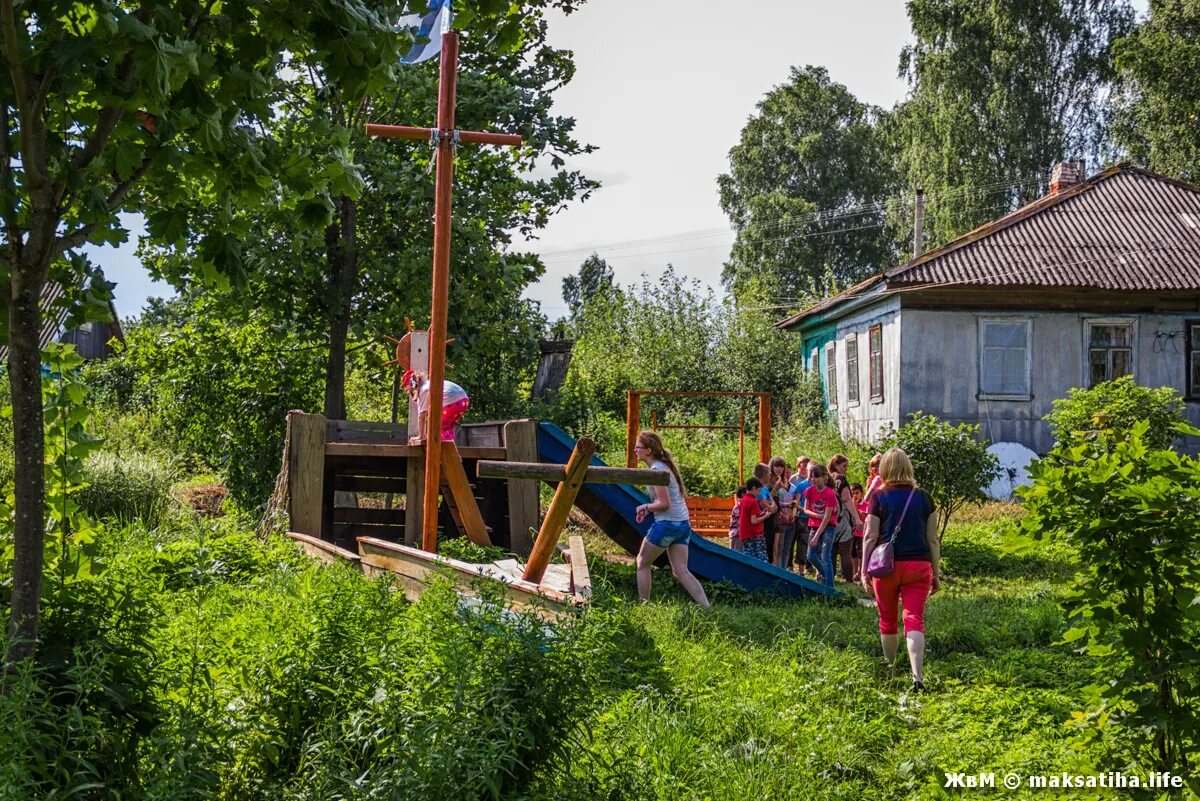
[649,460,689,522]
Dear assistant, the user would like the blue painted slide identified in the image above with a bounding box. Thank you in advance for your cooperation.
[537,422,838,599]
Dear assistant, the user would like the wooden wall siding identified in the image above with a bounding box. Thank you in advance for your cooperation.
[900,309,1200,454]
[801,297,901,445]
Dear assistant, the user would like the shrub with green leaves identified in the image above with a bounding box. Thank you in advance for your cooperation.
[880,412,999,536]
[1044,375,1186,450]
[1020,419,1200,785]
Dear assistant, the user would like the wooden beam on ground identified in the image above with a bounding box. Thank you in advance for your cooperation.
[568,535,591,602]
[475,460,669,486]
[287,531,361,569]
[288,413,327,537]
[439,442,491,546]
[523,437,595,584]
[503,420,539,555]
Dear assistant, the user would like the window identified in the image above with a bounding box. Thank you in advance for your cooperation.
[868,324,884,401]
[979,318,1031,398]
[1085,319,1134,387]
[845,335,860,404]
[1187,320,1200,399]
[825,342,837,408]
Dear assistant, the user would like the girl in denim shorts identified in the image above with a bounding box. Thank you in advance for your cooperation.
[633,430,710,608]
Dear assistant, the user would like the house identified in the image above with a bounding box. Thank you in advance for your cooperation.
[776,163,1200,454]
[0,280,124,365]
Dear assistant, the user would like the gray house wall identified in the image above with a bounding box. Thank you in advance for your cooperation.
[900,309,1200,453]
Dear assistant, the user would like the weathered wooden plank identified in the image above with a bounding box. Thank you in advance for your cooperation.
[476,460,669,486]
[329,419,409,441]
[439,443,492,546]
[325,442,506,460]
[333,522,406,541]
[288,413,327,537]
[568,535,591,602]
[356,537,574,620]
[332,507,407,524]
[287,531,362,568]
[405,453,423,547]
[406,331,429,438]
[456,421,505,449]
[503,420,539,555]
[332,475,407,493]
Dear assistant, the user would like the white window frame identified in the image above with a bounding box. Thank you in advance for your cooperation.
[845,333,860,407]
[1083,317,1137,388]
[825,341,838,409]
[977,317,1033,401]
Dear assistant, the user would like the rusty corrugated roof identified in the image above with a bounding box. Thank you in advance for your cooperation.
[778,165,1200,330]
[888,165,1200,289]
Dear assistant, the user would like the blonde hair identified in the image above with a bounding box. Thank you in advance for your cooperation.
[879,447,916,487]
[637,430,687,497]
[869,452,882,471]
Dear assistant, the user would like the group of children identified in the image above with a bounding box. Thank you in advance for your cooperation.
[730,453,884,588]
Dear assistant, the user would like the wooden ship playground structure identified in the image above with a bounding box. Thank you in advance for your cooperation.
[283,25,834,610]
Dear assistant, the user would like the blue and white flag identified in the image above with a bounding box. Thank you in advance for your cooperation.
[399,0,452,64]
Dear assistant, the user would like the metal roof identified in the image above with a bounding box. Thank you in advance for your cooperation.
[778,165,1200,329]
[0,282,71,364]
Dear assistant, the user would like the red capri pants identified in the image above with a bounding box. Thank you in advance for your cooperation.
[872,560,933,635]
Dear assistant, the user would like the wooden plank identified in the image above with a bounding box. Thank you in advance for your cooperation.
[524,438,594,583]
[329,419,409,441]
[476,460,670,486]
[287,413,327,537]
[457,421,505,449]
[325,441,506,460]
[406,331,429,439]
[440,442,491,546]
[405,452,423,547]
[287,531,362,568]
[687,496,735,511]
[332,507,406,524]
[504,420,539,555]
[332,474,407,493]
[568,535,591,602]
[356,537,575,620]
[333,522,406,541]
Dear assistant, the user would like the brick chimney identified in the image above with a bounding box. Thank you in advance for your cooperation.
[1049,160,1086,195]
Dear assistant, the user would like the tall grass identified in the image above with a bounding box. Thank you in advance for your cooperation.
[77,450,178,527]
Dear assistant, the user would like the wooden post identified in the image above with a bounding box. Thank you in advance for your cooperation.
[625,390,640,468]
[421,32,460,553]
[503,420,539,555]
[758,393,771,463]
[404,332,429,545]
[523,437,595,584]
[288,413,327,537]
[738,408,745,486]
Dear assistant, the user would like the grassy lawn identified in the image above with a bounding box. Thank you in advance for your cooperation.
[544,506,1114,800]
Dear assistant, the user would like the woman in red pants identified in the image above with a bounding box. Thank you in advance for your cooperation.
[861,448,941,692]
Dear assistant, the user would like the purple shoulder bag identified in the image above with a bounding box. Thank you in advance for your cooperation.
[865,490,915,579]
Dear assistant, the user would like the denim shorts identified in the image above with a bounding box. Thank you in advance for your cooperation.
[646,519,693,548]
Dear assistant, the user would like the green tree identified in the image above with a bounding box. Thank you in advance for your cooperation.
[893,0,1135,248]
[0,0,399,665]
[879,413,999,536]
[145,1,594,422]
[1044,375,1187,451]
[562,252,614,319]
[718,66,897,298]
[1112,0,1200,181]
[1020,420,1200,782]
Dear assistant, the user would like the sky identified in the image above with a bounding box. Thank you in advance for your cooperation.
[91,0,1147,321]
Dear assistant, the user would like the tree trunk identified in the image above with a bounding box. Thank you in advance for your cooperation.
[323,194,357,420]
[5,272,45,666]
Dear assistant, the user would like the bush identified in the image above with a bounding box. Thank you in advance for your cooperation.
[77,450,178,527]
[880,413,999,535]
[1020,420,1200,784]
[1044,375,1186,450]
